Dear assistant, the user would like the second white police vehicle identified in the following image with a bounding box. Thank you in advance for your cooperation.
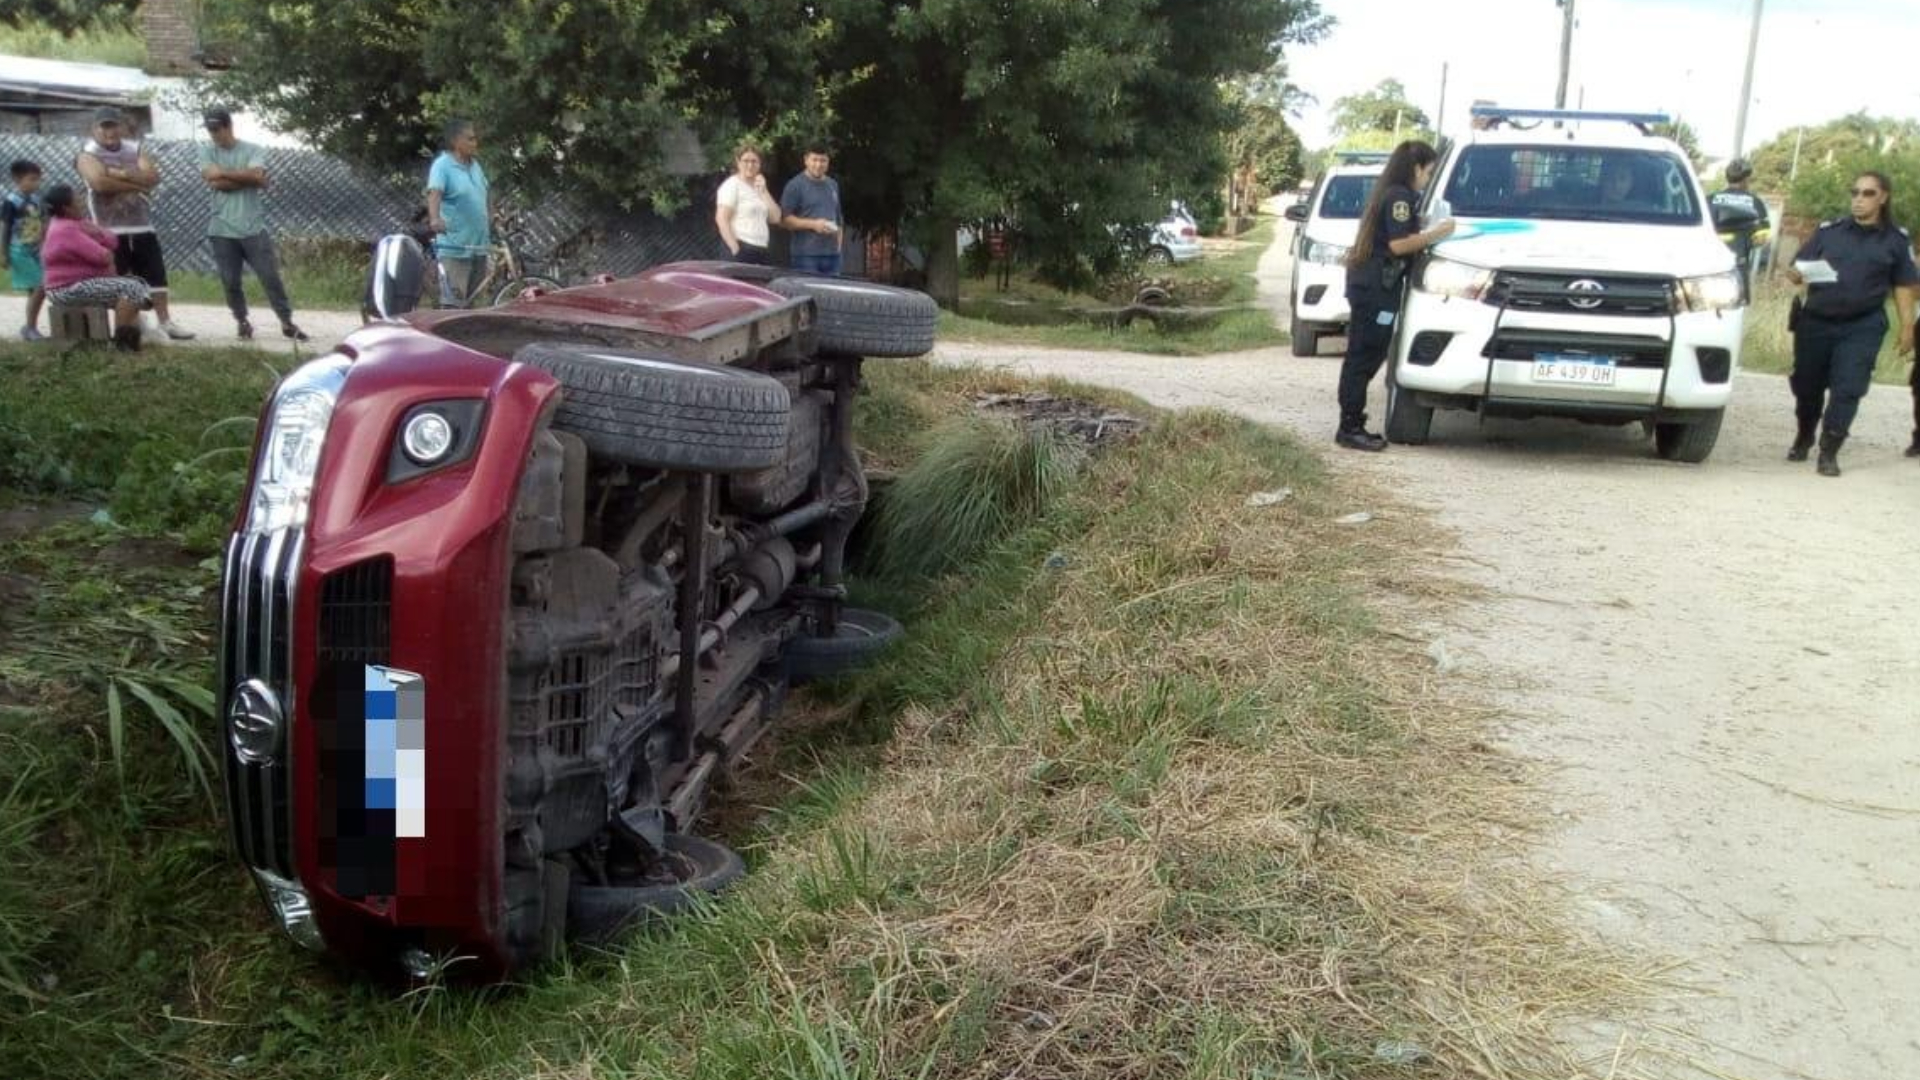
[1387,108,1762,463]
[1285,153,1387,357]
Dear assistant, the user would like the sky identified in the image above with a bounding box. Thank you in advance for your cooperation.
[1286,0,1920,162]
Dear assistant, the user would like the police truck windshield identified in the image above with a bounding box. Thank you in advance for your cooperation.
[1316,175,1375,220]
[1443,146,1702,226]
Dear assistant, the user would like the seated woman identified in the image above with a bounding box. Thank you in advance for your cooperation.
[40,183,151,351]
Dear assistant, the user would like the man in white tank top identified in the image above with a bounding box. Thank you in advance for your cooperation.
[75,108,193,340]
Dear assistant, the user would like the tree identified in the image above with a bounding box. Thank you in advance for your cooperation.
[816,0,1330,305]
[1652,121,1705,173]
[1747,112,1920,198]
[0,0,134,34]
[1224,96,1306,215]
[208,0,817,212]
[1329,79,1429,137]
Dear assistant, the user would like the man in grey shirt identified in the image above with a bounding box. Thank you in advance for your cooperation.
[779,142,843,275]
[199,108,305,341]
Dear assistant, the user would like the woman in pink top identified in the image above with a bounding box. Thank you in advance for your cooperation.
[40,183,150,351]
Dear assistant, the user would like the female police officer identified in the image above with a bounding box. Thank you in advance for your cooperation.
[1783,169,1918,477]
[1336,140,1454,451]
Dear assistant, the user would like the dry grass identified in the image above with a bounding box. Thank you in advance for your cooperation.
[555,401,1665,1080]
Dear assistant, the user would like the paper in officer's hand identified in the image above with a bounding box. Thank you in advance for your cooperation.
[1794,259,1838,285]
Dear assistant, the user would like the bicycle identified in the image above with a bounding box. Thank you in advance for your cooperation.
[423,210,565,309]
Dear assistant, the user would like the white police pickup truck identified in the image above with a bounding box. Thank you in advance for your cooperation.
[1386,108,1761,463]
[1284,154,1387,357]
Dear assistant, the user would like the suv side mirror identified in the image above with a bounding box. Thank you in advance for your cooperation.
[1283,203,1310,223]
[1709,197,1761,232]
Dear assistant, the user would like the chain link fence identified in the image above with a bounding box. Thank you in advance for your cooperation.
[0,133,725,278]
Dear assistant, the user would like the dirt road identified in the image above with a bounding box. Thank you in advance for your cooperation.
[931,225,1920,1080]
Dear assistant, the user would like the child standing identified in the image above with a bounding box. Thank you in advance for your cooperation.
[4,160,48,341]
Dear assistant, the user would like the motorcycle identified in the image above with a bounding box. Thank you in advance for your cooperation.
[222,242,938,980]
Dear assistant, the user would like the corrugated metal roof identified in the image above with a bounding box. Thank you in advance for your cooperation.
[0,54,155,103]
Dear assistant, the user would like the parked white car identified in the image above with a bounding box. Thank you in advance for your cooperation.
[1284,158,1385,356]
[1142,202,1202,266]
[1386,109,1750,463]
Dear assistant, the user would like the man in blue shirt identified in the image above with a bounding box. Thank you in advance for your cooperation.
[425,119,491,305]
[779,142,843,275]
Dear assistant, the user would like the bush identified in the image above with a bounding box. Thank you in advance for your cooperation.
[1788,151,1920,222]
[871,415,1084,579]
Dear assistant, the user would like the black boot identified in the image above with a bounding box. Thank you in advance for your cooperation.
[1816,432,1844,478]
[1906,432,1919,458]
[1335,414,1387,452]
[1786,420,1816,462]
[112,325,142,353]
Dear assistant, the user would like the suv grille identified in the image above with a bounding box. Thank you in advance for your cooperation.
[1487,271,1676,317]
[220,528,302,878]
[318,557,392,667]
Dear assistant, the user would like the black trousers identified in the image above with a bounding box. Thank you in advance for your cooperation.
[1338,291,1395,428]
[1791,310,1886,439]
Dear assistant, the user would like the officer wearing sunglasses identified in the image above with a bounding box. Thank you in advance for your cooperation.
[1783,170,1919,477]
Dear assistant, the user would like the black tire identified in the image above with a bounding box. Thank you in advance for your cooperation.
[1289,313,1320,357]
[1654,408,1723,464]
[1385,382,1434,445]
[784,608,903,682]
[665,260,789,286]
[492,274,562,307]
[567,834,746,944]
[517,343,791,473]
[767,277,938,358]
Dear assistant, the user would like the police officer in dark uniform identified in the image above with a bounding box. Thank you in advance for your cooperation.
[1336,139,1453,451]
[1783,170,1918,476]
[1710,158,1770,287]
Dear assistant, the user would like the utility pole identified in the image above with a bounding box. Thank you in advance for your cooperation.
[1555,0,1576,109]
[1436,61,1450,139]
[1731,0,1764,157]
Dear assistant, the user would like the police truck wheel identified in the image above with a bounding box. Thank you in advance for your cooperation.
[1385,384,1434,445]
[517,343,791,473]
[1654,409,1723,464]
[1289,313,1320,357]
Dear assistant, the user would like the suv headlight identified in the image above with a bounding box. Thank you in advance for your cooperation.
[1304,240,1349,266]
[1681,270,1744,313]
[1419,256,1495,300]
[246,355,352,535]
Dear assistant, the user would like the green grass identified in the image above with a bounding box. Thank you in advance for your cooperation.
[1740,279,1916,385]
[938,216,1286,355]
[0,21,146,67]
[165,254,369,314]
[0,346,1623,1079]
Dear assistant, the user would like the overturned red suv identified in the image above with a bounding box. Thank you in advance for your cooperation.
[220,252,936,980]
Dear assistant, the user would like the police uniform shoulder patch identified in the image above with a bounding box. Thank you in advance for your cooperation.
[1391,200,1412,223]
[1818,217,1846,229]
[1896,225,1912,239]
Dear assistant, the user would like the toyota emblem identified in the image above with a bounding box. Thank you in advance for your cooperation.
[1565,279,1606,310]
[228,679,285,765]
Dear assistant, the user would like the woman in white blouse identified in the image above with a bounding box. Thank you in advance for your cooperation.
[714,144,781,264]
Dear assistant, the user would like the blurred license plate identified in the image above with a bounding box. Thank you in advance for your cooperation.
[1531,354,1617,386]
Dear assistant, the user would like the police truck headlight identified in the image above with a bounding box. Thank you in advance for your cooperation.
[246,356,352,535]
[1419,256,1495,301]
[1681,271,1745,313]
[1304,240,1349,266]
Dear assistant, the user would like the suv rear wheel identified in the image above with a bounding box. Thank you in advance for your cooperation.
[1654,408,1724,464]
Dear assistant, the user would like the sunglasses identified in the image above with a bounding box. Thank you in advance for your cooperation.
[1850,187,1883,198]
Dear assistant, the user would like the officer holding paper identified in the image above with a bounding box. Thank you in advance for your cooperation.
[1782,169,1917,477]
